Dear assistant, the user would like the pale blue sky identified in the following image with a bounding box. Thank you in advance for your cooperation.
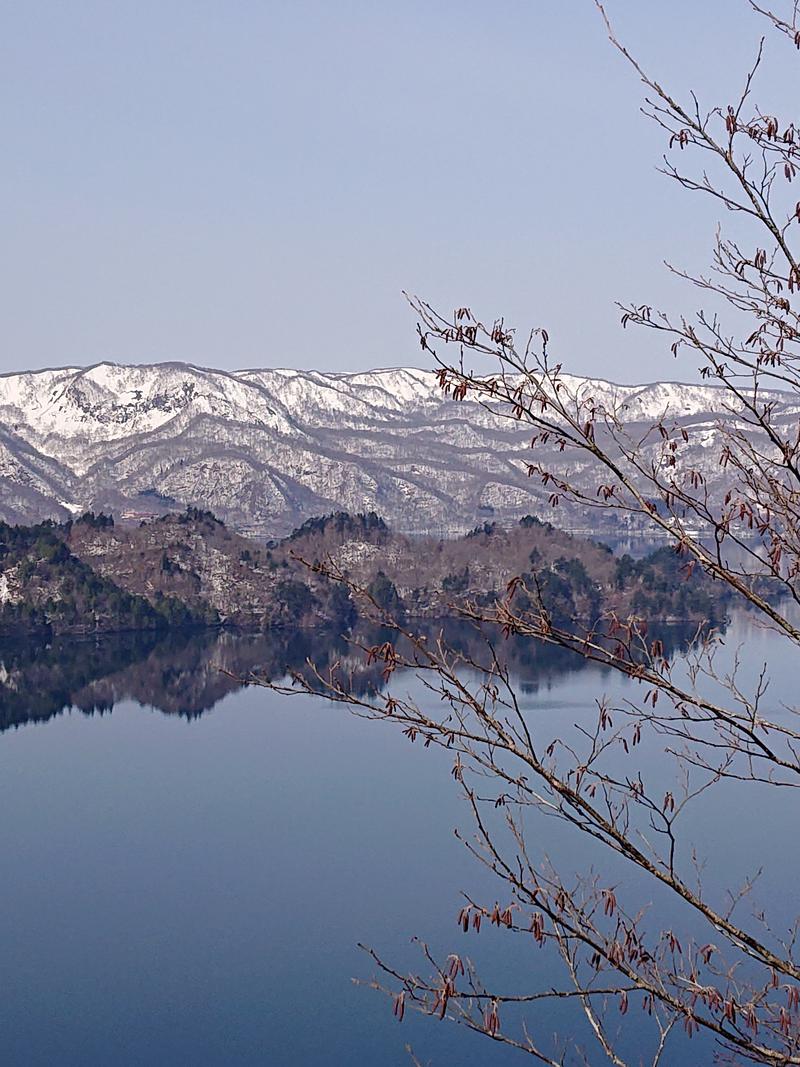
[0,1,788,381]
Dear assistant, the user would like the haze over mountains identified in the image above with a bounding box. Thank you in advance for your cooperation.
[0,361,792,538]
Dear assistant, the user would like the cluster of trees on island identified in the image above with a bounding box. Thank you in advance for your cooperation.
[0,515,207,635]
[0,504,740,640]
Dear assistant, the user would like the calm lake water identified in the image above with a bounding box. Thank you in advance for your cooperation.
[0,614,796,1065]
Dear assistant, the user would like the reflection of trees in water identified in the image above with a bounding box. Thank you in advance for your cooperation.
[0,618,703,731]
[0,630,165,730]
[415,618,698,694]
[307,618,701,700]
[0,618,699,734]
[0,627,349,730]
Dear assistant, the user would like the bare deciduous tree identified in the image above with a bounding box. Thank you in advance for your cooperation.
[259,4,800,1063]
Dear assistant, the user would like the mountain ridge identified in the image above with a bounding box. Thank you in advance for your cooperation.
[0,361,793,538]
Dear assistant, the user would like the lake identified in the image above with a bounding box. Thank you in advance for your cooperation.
[0,613,795,1065]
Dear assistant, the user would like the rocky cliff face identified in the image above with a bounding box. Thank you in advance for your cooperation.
[0,361,793,538]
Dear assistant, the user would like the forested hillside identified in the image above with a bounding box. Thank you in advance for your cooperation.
[0,508,735,636]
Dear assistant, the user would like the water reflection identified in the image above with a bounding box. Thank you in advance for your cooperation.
[0,619,701,730]
[0,610,790,1066]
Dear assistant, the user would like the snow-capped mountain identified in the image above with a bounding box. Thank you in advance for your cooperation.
[0,361,790,538]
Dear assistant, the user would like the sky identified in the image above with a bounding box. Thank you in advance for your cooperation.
[0,0,793,382]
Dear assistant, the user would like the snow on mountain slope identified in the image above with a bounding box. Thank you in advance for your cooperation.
[0,363,296,466]
[0,361,786,538]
